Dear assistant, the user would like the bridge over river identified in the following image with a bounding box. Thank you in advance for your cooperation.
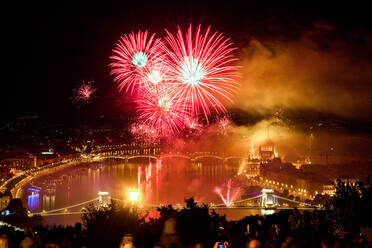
[94,152,253,163]
[29,189,319,217]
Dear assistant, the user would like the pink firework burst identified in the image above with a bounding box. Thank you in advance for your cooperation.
[74,80,96,104]
[164,25,240,121]
[110,30,165,94]
[137,84,187,135]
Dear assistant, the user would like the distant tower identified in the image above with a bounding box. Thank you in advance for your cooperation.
[259,139,275,162]
[308,133,314,164]
[98,191,111,207]
[249,140,256,159]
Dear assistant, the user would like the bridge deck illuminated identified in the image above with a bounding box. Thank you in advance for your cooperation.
[29,190,320,217]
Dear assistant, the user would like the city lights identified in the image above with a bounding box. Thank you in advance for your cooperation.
[2,4,371,246]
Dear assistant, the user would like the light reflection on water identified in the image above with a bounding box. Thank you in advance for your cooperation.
[22,159,260,225]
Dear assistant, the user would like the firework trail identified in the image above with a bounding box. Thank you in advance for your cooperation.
[164,25,239,121]
[110,30,165,94]
[215,179,241,207]
[73,80,96,105]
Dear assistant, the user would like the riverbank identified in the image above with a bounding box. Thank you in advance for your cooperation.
[0,158,95,199]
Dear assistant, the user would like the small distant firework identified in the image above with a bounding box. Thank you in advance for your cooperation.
[217,115,232,136]
[185,117,203,135]
[215,179,241,207]
[73,80,96,105]
[130,123,160,144]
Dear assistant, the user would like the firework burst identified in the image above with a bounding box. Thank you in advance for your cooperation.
[164,25,239,121]
[130,123,160,144]
[110,25,240,139]
[137,84,187,135]
[73,80,96,105]
[217,115,232,136]
[110,30,165,94]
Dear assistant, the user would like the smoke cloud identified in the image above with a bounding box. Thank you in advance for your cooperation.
[235,23,372,121]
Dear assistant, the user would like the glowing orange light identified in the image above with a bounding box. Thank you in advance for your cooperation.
[128,190,140,202]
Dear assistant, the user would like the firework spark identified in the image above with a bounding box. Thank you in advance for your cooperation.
[164,25,239,121]
[73,80,96,104]
[137,84,187,135]
[130,123,160,144]
[110,30,165,94]
[217,115,232,136]
[110,25,240,139]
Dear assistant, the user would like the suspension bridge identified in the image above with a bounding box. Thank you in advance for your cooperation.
[28,189,319,217]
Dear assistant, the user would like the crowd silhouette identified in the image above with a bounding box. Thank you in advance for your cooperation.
[0,179,371,247]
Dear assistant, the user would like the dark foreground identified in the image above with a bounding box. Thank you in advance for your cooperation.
[1,180,371,247]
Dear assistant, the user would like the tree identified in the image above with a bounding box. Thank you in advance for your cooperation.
[282,189,289,197]
[1,198,44,227]
[5,198,27,218]
[177,198,221,247]
[137,205,176,248]
[312,194,331,206]
[81,200,142,248]
[327,178,372,234]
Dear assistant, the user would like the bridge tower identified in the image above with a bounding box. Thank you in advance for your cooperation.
[98,191,111,207]
[260,189,275,207]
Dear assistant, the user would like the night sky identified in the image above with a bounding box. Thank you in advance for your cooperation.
[3,1,372,130]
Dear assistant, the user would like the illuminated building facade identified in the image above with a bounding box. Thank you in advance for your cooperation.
[245,161,261,178]
[2,156,37,170]
[259,140,275,162]
[322,185,336,196]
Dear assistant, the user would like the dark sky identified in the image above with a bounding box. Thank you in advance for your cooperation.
[3,1,372,128]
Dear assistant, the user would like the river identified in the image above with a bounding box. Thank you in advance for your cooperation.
[21,158,264,225]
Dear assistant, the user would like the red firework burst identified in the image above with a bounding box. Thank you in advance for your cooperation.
[137,84,187,135]
[164,25,239,121]
[110,25,240,138]
[110,30,165,94]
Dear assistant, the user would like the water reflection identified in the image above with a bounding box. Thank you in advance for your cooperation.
[23,159,240,214]
[27,193,39,212]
